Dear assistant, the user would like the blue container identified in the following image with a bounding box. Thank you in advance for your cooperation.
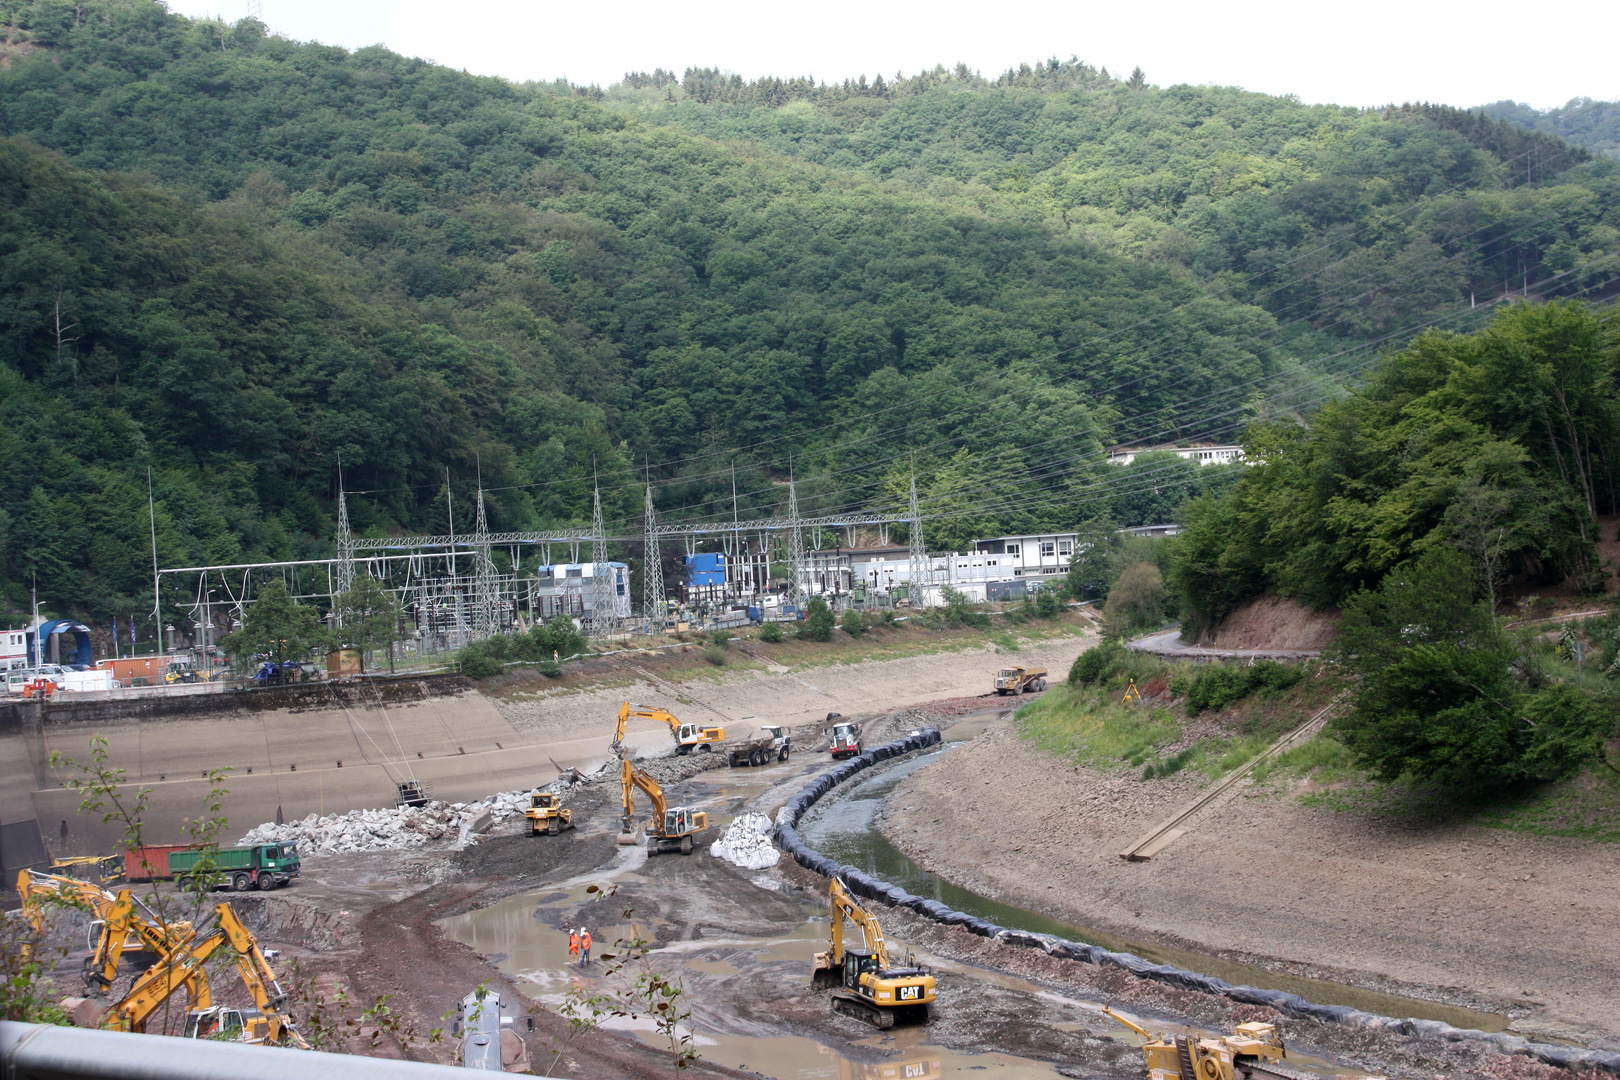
[686,552,726,587]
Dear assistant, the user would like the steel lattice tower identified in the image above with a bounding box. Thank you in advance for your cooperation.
[588,484,618,637]
[907,472,932,608]
[785,476,805,609]
[473,487,498,639]
[642,484,665,634]
[335,474,355,613]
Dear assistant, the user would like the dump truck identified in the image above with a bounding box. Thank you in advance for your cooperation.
[828,721,863,760]
[1103,1005,1321,1080]
[727,724,791,767]
[167,843,300,893]
[812,877,935,1028]
[993,666,1047,695]
[524,791,574,835]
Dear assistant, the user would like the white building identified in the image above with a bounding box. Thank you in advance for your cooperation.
[1107,445,1244,467]
[1,628,27,671]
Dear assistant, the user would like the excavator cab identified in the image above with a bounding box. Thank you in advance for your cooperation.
[184,1006,247,1040]
[843,949,878,990]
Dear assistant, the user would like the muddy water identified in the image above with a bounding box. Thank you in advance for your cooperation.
[805,745,1509,1034]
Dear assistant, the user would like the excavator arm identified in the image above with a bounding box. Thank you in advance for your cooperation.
[620,758,670,834]
[105,903,308,1048]
[827,876,891,971]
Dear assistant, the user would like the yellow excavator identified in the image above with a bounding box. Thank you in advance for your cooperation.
[614,701,725,756]
[48,853,124,884]
[1102,1005,1315,1080]
[16,870,191,972]
[102,901,309,1048]
[615,759,708,855]
[812,877,935,1029]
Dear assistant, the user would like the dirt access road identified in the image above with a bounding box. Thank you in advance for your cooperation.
[880,721,1620,1048]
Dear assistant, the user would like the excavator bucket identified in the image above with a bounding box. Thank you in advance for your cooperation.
[616,815,640,846]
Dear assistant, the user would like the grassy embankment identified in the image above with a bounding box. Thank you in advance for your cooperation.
[1017,638,1620,843]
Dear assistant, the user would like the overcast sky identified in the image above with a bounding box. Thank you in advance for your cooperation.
[167,0,1618,112]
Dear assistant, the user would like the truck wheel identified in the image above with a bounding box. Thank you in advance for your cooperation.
[729,753,739,768]
[176,875,194,893]
[257,874,275,891]
[232,873,251,892]
[779,746,790,761]
[751,749,765,767]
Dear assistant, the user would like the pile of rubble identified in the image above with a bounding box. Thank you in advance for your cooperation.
[710,811,779,870]
[238,786,548,855]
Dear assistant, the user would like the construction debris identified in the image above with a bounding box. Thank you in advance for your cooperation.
[710,812,779,870]
[239,790,535,855]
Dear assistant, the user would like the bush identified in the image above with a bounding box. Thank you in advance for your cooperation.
[842,610,866,637]
[759,621,783,643]
[1185,660,1303,714]
[798,596,837,641]
[1103,562,1168,638]
[702,644,727,666]
[1033,585,1063,618]
[709,629,731,650]
[1069,641,1124,686]
[457,641,501,679]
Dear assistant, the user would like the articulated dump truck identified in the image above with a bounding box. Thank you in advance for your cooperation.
[993,666,1047,695]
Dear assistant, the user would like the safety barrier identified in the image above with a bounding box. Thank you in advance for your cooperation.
[773,731,1620,1076]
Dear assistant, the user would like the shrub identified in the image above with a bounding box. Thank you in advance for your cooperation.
[457,641,501,679]
[759,622,783,643]
[702,644,727,666]
[1069,641,1124,686]
[1103,562,1168,638]
[709,629,731,650]
[1185,660,1303,714]
[842,610,866,637]
[1033,586,1063,618]
[798,596,836,642]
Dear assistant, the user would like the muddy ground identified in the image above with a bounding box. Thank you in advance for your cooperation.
[879,721,1620,1049]
[27,694,1616,1080]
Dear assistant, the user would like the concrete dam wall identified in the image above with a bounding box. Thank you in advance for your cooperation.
[0,676,612,874]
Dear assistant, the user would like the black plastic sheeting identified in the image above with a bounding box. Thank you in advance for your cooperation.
[772,730,1620,1077]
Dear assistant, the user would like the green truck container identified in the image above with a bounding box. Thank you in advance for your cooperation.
[167,842,300,892]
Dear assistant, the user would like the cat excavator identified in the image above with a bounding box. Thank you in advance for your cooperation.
[812,877,935,1029]
[102,901,309,1048]
[615,759,708,855]
[614,701,725,756]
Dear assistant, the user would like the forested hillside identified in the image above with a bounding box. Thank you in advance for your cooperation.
[1,1,1617,627]
[1480,98,1620,161]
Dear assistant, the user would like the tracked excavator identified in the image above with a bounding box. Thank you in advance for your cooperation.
[102,901,309,1048]
[615,759,708,855]
[16,870,191,977]
[1102,1005,1323,1080]
[812,877,935,1029]
[614,701,725,756]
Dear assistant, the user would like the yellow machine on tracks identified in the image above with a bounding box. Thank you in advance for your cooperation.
[616,701,724,755]
[524,791,574,835]
[812,877,935,1029]
[616,759,708,855]
[1103,1005,1318,1080]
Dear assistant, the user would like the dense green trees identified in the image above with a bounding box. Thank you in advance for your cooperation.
[1,1,1617,635]
[1171,302,1619,637]
[1328,549,1609,788]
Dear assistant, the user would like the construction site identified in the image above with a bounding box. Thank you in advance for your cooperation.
[5,599,1619,1080]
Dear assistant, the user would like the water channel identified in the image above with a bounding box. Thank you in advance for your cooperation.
[440,712,1502,1079]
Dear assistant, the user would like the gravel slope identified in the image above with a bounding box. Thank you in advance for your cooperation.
[878,720,1620,1047]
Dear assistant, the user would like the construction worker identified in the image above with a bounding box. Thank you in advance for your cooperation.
[568,928,579,965]
[579,927,592,967]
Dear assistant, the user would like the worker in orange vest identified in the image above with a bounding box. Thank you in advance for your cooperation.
[579,927,592,967]
[568,928,579,965]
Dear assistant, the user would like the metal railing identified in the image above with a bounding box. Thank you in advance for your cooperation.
[0,1022,472,1080]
